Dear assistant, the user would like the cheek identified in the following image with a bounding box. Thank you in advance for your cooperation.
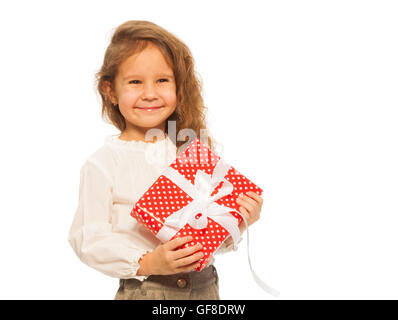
[118,91,138,106]
[162,90,177,108]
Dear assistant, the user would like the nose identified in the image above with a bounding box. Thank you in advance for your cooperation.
[141,82,159,101]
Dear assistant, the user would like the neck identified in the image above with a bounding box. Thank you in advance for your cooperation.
[119,123,167,143]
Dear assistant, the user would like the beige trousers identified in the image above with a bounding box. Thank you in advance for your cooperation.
[114,265,220,300]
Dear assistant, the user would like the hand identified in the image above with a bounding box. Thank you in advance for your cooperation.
[137,236,203,276]
[235,191,264,228]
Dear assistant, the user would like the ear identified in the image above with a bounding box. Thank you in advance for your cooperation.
[102,80,118,105]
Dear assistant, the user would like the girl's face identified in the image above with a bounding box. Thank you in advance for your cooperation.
[104,43,177,140]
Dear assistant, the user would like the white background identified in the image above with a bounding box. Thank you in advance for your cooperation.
[0,0,397,300]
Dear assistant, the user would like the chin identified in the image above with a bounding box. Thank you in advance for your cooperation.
[134,119,169,130]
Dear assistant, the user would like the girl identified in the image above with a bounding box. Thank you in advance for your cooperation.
[68,20,264,300]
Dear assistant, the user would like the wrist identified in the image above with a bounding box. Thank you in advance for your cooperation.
[136,251,152,276]
[239,221,248,234]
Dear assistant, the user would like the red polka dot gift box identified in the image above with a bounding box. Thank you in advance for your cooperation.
[130,138,263,272]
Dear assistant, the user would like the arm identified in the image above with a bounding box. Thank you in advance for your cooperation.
[68,160,150,280]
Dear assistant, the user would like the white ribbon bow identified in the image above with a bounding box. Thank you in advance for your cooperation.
[155,158,280,297]
[157,159,241,246]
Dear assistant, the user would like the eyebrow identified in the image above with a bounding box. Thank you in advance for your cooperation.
[123,73,174,80]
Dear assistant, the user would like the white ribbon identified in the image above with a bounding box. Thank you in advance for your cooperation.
[156,158,240,246]
[155,158,280,297]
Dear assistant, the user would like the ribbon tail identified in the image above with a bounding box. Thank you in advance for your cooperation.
[206,204,241,246]
[213,214,241,247]
[239,213,281,297]
[227,221,241,248]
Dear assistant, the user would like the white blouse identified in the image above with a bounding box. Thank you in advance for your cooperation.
[68,134,243,281]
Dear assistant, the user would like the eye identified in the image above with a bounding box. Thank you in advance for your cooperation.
[128,79,169,84]
[129,80,141,84]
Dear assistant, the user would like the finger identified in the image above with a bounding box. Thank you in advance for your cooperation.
[176,260,202,273]
[173,242,202,260]
[236,196,255,212]
[247,191,264,204]
[175,250,204,268]
[237,193,258,208]
[165,236,193,251]
[238,206,250,221]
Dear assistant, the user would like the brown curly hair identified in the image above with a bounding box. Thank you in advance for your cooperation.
[95,20,218,155]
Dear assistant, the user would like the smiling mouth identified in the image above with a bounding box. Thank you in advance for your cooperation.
[134,106,164,111]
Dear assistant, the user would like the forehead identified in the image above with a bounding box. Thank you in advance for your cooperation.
[118,44,174,78]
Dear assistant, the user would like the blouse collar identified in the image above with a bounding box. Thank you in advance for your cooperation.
[104,133,176,152]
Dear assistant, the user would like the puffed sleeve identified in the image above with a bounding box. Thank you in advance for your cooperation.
[68,160,150,281]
